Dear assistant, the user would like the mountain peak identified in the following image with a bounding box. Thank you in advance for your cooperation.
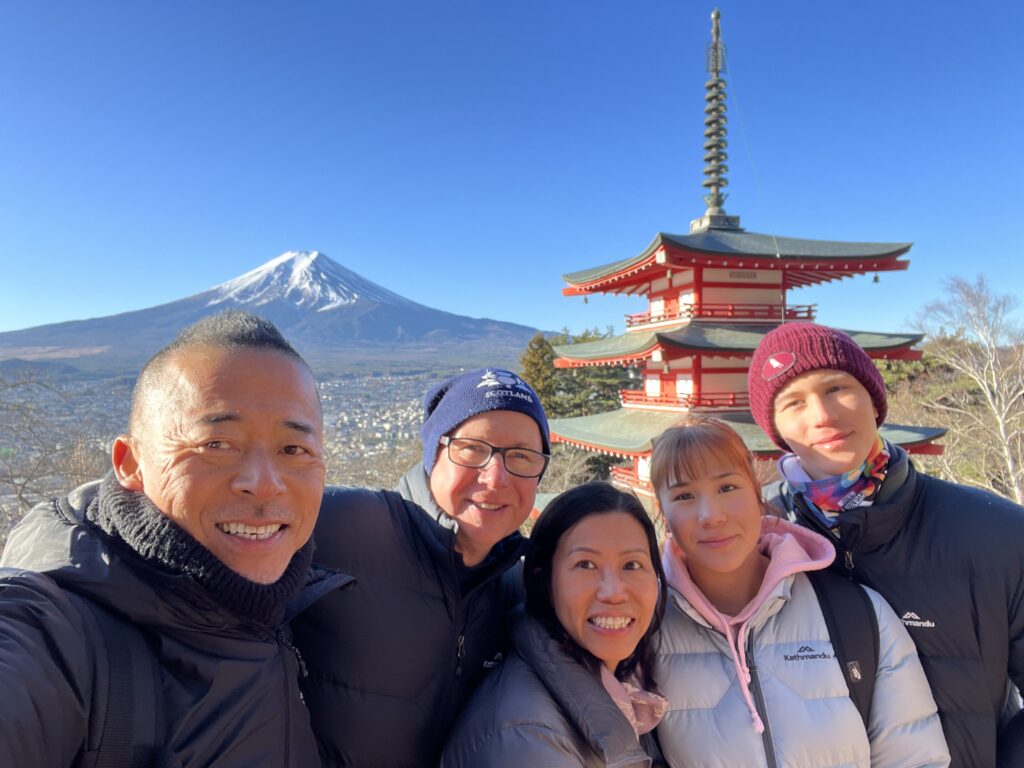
[206,250,416,312]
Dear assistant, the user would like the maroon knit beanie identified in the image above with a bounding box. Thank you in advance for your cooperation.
[748,323,888,451]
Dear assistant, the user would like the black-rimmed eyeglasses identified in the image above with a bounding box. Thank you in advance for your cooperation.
[439,436,550,478]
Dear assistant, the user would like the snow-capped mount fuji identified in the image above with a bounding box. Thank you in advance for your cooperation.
[208,251,421,313]
[0,251,539,369]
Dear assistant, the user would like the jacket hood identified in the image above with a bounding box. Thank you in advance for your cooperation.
[397,465,457,531]
[662,515,835,734]
[1,481,172,624]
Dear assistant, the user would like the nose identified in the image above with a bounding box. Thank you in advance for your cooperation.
[477,451,510,486]
[596,568,628,603]
[697,496,726,527]
[231,448,286,500]
[806,393,837,426]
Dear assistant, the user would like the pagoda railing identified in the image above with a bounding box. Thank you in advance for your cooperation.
[610,466,653,492]
[625,303,816,327]
[620,389,751,409]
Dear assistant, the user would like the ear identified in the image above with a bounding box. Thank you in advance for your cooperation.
[668,535,684,560]
[112,435,144,491]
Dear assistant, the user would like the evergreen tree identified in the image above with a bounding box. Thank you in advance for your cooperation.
[519,332,560,414]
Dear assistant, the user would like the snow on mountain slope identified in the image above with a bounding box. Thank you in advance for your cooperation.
[207,250,420,312]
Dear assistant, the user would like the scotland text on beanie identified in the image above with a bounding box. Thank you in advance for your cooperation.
[419,368,551,475]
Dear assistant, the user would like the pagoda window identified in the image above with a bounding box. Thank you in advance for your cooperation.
[645,374,662,397]
[637,455,651,483]
[676,374,694,396]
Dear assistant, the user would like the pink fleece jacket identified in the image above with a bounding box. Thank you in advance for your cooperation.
[662,516,835,734]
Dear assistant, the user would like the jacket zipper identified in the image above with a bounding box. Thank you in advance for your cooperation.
[277,632,294,763]
[455,633,465,676]
[282,634,309,679]
[745,631,778,768]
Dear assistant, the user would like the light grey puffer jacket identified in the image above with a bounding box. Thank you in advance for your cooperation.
[441,612,651,768]
[655,518,949,768]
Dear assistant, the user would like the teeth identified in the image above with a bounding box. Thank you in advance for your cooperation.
[217,522,283,540]
[475,503,502,511]
[590,616,633,630]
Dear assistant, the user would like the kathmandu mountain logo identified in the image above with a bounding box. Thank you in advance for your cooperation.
[761,351,796,380]
[784,644,832,661]
[901,611,936,629]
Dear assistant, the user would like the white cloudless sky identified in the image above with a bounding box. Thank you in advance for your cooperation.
[1,1,1021,337]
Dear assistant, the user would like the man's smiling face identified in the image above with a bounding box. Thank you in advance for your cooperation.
[113,346,325,584]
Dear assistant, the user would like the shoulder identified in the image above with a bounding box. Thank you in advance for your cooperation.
[915,471,1024,522]
[910,473,1024,565]
[0,567,78,610]
[444,654,584,767]
[1,482,102,570]
[313,486,426,558]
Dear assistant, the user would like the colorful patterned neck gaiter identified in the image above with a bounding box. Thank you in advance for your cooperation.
[779,434,889,530]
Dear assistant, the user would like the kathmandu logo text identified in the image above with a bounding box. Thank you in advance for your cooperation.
[784,645,832,662]
[901,611,936,629]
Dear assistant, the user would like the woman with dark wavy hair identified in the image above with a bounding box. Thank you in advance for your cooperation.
[442,481,668,767]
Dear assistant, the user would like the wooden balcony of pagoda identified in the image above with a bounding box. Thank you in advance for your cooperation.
[624,303,816,327]
[619,389,752,409]
[610,465,653,493]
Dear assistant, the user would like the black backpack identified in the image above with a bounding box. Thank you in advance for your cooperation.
[68,593,165,768]
[766,480,881,728]
[807,569,880,729]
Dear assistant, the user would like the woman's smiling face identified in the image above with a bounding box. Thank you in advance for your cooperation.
[551,511,660,673]
[658,454,764,589]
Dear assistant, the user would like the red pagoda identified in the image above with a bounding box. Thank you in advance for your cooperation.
[549,9,944,500]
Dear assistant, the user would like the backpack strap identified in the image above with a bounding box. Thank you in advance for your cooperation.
[69,593,160,768]
[806,569,879,730]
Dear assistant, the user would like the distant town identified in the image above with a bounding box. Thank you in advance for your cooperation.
[0,366,455,524]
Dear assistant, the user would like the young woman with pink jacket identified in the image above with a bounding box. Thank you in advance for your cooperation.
[650,416,949,768]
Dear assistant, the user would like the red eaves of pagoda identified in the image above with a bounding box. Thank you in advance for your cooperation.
[562,243,910,297]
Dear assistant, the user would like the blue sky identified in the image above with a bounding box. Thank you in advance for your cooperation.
[1,1,1022,338]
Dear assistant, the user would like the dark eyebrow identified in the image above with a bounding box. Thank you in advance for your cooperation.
[568,545,650,557]
[198,413,316,435]
[668,470,740,489]
[200,413,240,425]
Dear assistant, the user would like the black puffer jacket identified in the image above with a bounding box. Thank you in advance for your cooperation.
[291,469,529,768]
[767,446,1024,768]
[0,479,349,767]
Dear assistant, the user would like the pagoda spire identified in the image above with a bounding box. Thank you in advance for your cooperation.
[691,8,742,233]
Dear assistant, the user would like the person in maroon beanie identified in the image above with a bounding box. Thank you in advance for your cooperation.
[748,322,1024,768]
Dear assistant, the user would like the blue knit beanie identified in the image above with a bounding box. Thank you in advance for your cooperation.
[420,368,551,475]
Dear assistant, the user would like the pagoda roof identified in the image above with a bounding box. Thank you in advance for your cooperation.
[553,323,922,366]
[562,230,911,294]
[550,409,946,456]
